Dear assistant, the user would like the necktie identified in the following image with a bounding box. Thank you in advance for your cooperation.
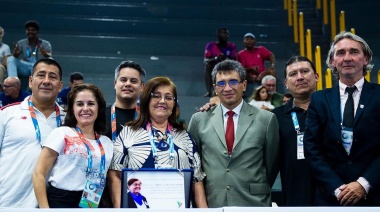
[343,86,356,128]
[226,111,235,154]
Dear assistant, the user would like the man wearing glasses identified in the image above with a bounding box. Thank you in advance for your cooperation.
[0,77,30,107]
[261,75,283,108]
[188,59,279,207]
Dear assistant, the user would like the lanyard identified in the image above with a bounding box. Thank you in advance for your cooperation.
[146,122,175,162]
[110,101,139,142]
[291,111,301,134]
[26,40,40,57]
[28,98,61,144]
[75,126,106,184]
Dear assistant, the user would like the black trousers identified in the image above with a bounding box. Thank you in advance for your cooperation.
[47,184,83,208]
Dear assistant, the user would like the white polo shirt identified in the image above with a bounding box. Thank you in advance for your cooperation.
[0,97,65,208]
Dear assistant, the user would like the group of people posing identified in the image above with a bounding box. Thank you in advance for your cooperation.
[0,30,380,209]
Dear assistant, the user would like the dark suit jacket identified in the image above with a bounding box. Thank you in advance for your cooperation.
[127,192,149,208]
[303,81,380,206]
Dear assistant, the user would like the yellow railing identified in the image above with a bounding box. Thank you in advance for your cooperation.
[340,11,345,32]
[306,29,312,62]
[315,46,323,90]
[330,0,337,40]
[285,0,379,86]
[325,68,332,88]
[365,70,371,82]
[323,0,328,25]
[299,12,305,56]
[293,0,299,43]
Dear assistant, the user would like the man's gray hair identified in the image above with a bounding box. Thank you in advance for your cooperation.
[326,31,373,76]
[261,75,276,85]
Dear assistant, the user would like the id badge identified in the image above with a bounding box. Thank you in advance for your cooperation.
[341,128,353,155]
[79,179,104,208]
[297,132,305,160]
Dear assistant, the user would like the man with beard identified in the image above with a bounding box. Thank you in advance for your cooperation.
[203,28,236,97]
[6,20,52,78]
[272,56,318,206]
[101,60,146,207]
[262,75,283,108]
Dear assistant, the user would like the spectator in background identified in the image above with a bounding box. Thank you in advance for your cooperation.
[102,60,146,208]
[238,33,275,97]
[0,77,31,107]
[0,59,64,208]
[248,85,274,111]
[262,75,283,108]
[188,60,279,207]
[272,56,318,206]
[7,20,52,78]
[0,26,11,91]
[304,32,380,206]
[203,28,236,97]
[57,72,84,109]
[282,93,293,105]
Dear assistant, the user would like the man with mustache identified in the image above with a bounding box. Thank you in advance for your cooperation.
[0,58,64,207]
[261,75,283,108]
[188,60,279,207]
[6,20,52,79]
[272,56,318,206]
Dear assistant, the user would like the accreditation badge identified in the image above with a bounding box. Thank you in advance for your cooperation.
[79,179,104,208]
[341,128,353,155]
[297,132,305,160]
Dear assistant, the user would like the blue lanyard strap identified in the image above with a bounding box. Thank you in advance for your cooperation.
[110,102,139,142]
[146,122,175,162]
[28,98,61,144]
[291,112,301,134]
[75,126,106,185]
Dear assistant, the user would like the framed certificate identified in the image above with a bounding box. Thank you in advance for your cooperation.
[121,168,194,209]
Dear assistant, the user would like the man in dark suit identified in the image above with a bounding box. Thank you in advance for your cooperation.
[303,32,380,206]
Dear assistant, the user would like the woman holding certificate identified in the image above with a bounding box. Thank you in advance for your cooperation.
[32,84,113,208]
[108,77,208,208]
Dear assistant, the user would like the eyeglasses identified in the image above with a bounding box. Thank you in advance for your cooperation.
[2,84,15,89]
[132,183,142,186]
[151,93,175,102]
[215,79,242,88]
[264,84,276,87]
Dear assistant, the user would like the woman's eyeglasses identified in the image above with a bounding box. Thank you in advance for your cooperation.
[151,93,175,102]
